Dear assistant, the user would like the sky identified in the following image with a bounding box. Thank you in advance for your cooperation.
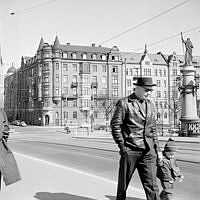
[0,0,200,73]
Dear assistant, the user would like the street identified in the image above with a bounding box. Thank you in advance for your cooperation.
[4,127,200,199]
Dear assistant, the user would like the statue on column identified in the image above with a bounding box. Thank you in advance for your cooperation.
[181,32,193,65]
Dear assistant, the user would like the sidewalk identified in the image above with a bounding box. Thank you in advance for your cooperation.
[0,153,145,200]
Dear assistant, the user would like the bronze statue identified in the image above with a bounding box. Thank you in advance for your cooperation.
[181,32,193,65]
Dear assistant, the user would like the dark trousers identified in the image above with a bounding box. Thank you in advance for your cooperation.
[160,181,174,200]
[116,148,160,200]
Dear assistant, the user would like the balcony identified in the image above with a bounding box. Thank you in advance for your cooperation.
[71,81,78,88]
[91,82,98,88]
[67,94,78,100]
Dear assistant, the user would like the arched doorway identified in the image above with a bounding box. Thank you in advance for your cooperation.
[45,115,50,126]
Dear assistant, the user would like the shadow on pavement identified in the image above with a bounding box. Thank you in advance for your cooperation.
[34,192,96,200]
[105,195,144,200]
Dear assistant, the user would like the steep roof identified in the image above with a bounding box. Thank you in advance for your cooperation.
[37,37,44,51]
[60,44,111,54]
[52,35,60,50]
[120,52,167,65]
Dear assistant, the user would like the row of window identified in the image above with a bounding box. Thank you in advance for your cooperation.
[44,52,120,61]
[55,110,99,119]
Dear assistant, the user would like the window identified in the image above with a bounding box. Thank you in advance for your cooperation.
[56,63,59,70]
[164,80,167,87]
[63,75,68,83]
[43,63,49,70]
[101,55,106,60]
[82,87,89,95]
[129,68,133,76]
[72,75,77,83]
[63,64,68,71]
[82,99,89,107]
[92,54,97,60]
[145,61,150,65]
[92,65,97,72]
[112,88,118,96]
[56,112,59,118]
[63,53,67,58]
[82,53,87,59]
[73,100,77,107]
[112,75,118,84]
[82,75,89,83]
[163,70,166,77]
[73,111,77,118]
[102,76,106,84]
[164,91,167,98]
[143,68,151,76]
[64,87,68,95]
[159,69,162,77]
[172,69,177,76]
[72,53,77,59]
[127,79,131,87]
[112,66,118,73]
[164,112,168,119]
[157,80,161,87]
[135,68,139,76]
[92,76,97,83]
[73,64,77,71]
[102,65,106,72]
[157,91,161,98]
[64,111,68,119]
[155,69,158,76]
[56,74,59,82]
[56,87,59,95]
[72,88,77,95]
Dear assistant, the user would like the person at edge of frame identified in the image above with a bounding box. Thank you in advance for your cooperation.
[0,109,21,190]
[110,76,163,200]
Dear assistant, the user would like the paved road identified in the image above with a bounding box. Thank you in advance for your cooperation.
[5,126,200,200]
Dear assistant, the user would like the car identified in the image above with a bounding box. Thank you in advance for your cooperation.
[12,120,20,126]
[20,121,27,127]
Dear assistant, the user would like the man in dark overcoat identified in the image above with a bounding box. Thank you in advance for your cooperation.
[110,77,162,200]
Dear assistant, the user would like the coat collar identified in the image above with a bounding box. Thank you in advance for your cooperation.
[127,93,151,118]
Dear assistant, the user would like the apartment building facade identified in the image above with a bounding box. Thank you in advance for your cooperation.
[4,36,122,126]
[4,37,200,128]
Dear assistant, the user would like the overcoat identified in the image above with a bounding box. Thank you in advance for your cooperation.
[110,93,160,152]
[0,109,21,186]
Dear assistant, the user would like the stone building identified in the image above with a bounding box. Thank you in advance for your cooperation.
[4,37,200,129]
[4,36,122,126]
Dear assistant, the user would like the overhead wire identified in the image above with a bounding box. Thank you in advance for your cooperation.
[0,0,56,18]
[100,0,190,45]
[133,26,200,53]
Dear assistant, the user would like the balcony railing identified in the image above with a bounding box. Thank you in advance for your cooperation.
[71,81,78,88]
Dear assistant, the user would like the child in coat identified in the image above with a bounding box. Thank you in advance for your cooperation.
[157,137,184,200]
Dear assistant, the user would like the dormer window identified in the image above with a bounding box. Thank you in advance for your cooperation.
[63,53,68,58]
[72,53,77,59]
[92,54,97,60]
[100,55,106,60]
[82,53,87,59]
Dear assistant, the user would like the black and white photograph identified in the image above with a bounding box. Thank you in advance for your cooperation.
[0,0,200,199]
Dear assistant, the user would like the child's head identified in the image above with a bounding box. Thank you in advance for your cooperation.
[163,137,177,159]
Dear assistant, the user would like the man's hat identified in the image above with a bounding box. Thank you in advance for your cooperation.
[133,77,156,90]
[164,137,177,152]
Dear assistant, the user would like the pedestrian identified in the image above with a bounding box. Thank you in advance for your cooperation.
[157,137,184,200]
[110,77,162,200]
[0,109,21,190]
